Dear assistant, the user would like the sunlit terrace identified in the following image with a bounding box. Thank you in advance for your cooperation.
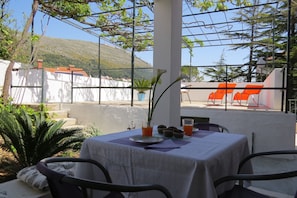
[35,1,296,154]
[1,63,297,197]
[5,62,294,155]
[1,0,297,197]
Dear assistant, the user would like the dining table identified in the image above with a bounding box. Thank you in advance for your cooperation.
[76,127,252,198]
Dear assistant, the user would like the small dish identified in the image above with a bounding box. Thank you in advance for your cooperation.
[129,135,164,144]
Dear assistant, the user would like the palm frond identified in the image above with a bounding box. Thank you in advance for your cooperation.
[0,109,27,166]
[0,107,86,167]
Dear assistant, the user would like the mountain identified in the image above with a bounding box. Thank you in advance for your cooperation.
[27,36,152,78]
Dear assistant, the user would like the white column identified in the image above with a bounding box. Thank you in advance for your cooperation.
[153,0,182,127]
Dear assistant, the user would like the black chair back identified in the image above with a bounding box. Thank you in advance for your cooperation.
[215,150,297,198]
[194,123,229,132]
[37,157,172,198]
[37,160,84,198]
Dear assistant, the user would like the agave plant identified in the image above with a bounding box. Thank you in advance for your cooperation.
[134,78,151,93]
[0,107,85,168]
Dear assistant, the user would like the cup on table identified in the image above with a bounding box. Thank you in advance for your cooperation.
[182,118,194,136]
[142,121,153,137]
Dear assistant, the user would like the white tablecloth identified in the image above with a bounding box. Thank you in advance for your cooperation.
[76,129,251,198]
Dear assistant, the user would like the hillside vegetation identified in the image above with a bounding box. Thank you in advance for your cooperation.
[17,36,152,78]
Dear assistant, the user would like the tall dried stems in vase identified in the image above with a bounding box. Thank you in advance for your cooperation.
[142,69,182,136]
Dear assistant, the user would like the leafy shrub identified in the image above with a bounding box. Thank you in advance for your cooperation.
[134,78,151,93]
[0,104,85,168]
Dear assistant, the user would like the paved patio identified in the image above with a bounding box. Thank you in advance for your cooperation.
[100,99,280,112]
[251,153,297,197]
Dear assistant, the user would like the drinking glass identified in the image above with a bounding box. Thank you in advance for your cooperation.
[182,118,194,136]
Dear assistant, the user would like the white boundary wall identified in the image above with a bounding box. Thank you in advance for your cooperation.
[1,62,284,110]
[9,69,132,103]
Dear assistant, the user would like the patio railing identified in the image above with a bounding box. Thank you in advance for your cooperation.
[8,66,290,113]
[288,99,297,119]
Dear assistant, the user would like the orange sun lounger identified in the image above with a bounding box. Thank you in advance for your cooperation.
[208,83,237,104]
[233,84,264,106]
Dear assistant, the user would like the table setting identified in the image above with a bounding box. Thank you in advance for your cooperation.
[76,123,252,198]
[109,121,215,152]
[110,133,189,152]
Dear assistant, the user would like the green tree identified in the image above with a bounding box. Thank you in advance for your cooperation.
[245,0,297,98]
[1,0,40,103]
[193,0,251,11]
[40,0,153,51]
[0,0,17,60]
[0,106,85,168]
[181,66,203,82]
[268,0,297,99]
[182,36,204,66]
[202,52,241,82]
[225,0,274,82]
[39,0,250,52]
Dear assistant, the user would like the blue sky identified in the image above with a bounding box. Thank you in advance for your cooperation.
[8,0,250,67]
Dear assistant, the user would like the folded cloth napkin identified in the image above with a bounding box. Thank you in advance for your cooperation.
[145,139,180,149]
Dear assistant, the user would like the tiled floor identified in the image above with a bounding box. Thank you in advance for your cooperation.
[238,128,297,197]
[103,100,277,111]
[250,149,297,197]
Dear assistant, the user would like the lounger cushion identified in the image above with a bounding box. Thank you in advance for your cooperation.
[17,162,75,191]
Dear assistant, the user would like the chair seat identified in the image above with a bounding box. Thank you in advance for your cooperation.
[207,83,236,104]
[194,123,229,133]
[104,192,124,198]
[219,185,269,198]
[232,84,263,105]
[180,84,191,103]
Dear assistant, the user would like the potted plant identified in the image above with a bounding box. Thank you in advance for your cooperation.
[142,69,182,136]
[134,78,151,101]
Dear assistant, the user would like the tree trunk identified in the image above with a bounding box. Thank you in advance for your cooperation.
[2,61,14,104]
[1,0,39,103]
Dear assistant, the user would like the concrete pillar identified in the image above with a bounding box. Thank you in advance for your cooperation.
[153,0,182,127]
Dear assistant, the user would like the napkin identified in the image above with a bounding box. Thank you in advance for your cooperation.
[145,139,180,149]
